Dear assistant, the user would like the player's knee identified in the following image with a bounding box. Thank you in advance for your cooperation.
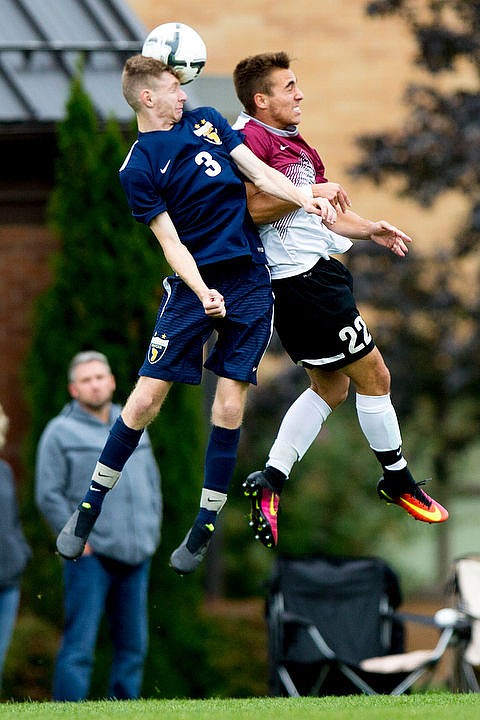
[318,385,348,409]
[373,354,391,393]
[211,397,244,428]
[126,378,170,424]
[361,355,391,395]
[309,375,349,409]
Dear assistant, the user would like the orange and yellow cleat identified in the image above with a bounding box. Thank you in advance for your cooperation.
[377,476,448,524]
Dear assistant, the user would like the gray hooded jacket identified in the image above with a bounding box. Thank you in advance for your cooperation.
[35,401,161,565]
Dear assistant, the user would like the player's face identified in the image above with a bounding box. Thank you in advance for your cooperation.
[150,72,188,127]
[68,361,115,412]
[259,68,304,129]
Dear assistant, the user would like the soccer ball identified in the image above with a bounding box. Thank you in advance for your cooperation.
[142,22,207,85]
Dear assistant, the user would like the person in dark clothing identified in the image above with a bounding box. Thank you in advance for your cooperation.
[0,402,31,692]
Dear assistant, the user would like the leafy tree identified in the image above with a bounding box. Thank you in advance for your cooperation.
[22,71,210,698]
[346,0,480,579]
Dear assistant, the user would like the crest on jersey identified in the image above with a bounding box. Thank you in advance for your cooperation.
[193,119,221,145]
[148,333,169,364]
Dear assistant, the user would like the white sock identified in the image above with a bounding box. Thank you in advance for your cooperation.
[267,388,332,476]
[355,393,403,454]
[200,488,227,514]
[91,461,121,489]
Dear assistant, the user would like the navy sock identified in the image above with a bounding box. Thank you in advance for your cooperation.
[99,416,144,470]
[81,481,109,514]
[81,417,143,513]
[196,509,216,525]
[196,425,241,527]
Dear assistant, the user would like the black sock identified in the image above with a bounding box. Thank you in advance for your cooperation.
[264,466,286,494]
[382,466,414,491]
[373,447,403,468]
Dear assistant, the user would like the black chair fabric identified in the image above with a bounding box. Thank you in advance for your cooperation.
[266,554,405,695]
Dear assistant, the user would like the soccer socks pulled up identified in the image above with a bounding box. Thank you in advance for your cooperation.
[171,425,239,573]
[81,416,143,513]
[356,394,449,522]
[355,393,402,454]
[195,425,240,526]
[267,388,332,477]
[356,391,410,476]
[99,415,144,470]
[244,389,331,549]
[80,469,119,515]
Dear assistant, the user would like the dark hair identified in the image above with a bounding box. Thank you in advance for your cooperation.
[233,51,291,116]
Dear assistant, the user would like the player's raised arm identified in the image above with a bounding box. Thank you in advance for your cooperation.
[149,212,225,317]
[230,143,337,224]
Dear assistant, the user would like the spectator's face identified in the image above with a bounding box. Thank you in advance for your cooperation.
[69,361,115,411]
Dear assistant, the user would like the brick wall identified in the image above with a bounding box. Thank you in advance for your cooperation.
[0,226,58,480]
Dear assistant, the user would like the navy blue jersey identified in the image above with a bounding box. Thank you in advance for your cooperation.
[119,106,265,267]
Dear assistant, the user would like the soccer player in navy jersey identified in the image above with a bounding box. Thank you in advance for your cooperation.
[56,54,336,575]
[232,51,448,549]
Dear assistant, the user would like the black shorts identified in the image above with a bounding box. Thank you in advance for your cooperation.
[272,257,375,371]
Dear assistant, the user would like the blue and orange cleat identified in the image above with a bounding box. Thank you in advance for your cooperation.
[377,475,448,524]
[243,470,280,548]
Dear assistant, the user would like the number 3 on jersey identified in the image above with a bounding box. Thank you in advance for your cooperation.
[339,316,372,355]
[195,151,222,177]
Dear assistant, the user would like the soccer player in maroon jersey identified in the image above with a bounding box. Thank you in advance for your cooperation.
[233,52,448,548]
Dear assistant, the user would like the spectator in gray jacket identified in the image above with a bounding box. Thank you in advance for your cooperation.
[0,403,31,693]
[35,351,162,701]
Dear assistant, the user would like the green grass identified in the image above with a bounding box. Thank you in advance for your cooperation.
[0,695,479,719]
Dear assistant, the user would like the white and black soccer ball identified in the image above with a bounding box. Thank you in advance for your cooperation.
[142,22,207,85]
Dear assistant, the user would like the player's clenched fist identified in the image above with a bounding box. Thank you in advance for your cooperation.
[203,290,226,317]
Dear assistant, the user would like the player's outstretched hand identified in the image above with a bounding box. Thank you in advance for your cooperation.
[304,197,337,224]
[203,289,226,317]
[371,221,412,257]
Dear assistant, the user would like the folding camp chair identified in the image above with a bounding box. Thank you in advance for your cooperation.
[448,555,480,692]
[266,554,467,696]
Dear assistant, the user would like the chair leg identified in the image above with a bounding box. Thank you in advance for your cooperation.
[450,645,480,692]
[310,664,331,695]
[338,664,378,695]
[460,660,480,693]
[277,665,301,697]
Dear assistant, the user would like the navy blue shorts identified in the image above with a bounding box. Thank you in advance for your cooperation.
[139,259,274,385]
[272,257,375,371]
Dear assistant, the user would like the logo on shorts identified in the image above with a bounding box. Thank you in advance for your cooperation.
[148,333,169,364]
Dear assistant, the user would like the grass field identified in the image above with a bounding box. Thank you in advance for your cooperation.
[0,694,480,719]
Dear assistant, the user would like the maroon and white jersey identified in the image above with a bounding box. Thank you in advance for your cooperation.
[233,112,352,279]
